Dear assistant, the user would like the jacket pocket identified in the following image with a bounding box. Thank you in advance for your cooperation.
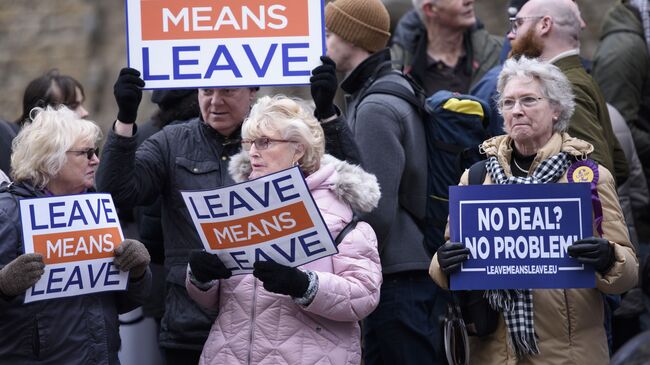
[174,157,221,191]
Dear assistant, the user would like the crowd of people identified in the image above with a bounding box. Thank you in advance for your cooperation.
[0,0,649,364]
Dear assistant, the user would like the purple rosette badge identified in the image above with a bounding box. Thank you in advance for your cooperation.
[568,159,603,236]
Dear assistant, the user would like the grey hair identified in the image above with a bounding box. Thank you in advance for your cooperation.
[11,105,102,188]
[497,56,575,133]
[242,95,324,175]
[412,0,434,22]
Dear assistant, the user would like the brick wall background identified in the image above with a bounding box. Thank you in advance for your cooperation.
[0,0,616,135]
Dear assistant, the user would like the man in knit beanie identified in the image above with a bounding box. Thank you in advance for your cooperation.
[308,0,445,363]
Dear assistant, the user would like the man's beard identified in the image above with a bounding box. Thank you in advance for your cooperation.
[510,27,544,59]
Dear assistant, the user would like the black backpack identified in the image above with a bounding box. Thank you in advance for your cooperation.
[357,72,493,255]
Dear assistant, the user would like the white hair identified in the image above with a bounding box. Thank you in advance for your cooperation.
[497,56,575,133]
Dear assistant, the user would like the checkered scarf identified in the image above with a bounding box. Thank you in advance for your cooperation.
[484,152,572,357]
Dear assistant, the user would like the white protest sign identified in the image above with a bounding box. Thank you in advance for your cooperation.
[126,0,325,89]
[181,166,337,275]
[20,194,128,303]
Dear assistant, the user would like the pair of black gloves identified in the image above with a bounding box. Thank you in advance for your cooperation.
[113,55,340,125]
[189,251,309,298]
[438,237,616,275]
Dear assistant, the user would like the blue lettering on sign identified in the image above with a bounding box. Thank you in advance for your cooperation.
[299,231,325,256]
[229,191,254,215]
[31,281,45,296]
[270,238,296,262]
[254,249,273,262]
[101,198,117,223]
[68,201,88,226]
[245,182,271,207]
[282,43,310,77]
[104,262,121,286]
[49,202,66,229]
[30,204,47,230]
[272,175,300,201]
[46,267,66,293]
[86,199,102,224]
[142,47,170,80]
[63,266,83,291]
[243,44,277,77]
[89,262,107,288]
[173,46,202,80]
[189,196,210,219]
[229,251,252,270]
[204,45,242,79]
[205,194,227,218]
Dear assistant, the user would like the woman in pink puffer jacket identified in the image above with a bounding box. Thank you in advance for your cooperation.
[186,95,382,365]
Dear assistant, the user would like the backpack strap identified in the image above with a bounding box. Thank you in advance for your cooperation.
[334,215,360,246]
[468,160,488,185]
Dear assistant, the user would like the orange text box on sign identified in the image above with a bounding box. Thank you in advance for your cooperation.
[33,227,122,264]
[201,201,313,250]
[140,0,309,40]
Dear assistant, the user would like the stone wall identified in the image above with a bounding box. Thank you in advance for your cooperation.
[0,0,617,135]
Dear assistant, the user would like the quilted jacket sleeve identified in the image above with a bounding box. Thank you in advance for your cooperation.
[594,166,638,294]
[185,268,221,311]
[302,222,382,322]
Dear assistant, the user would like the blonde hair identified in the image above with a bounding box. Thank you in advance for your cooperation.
[11,106,102,188]
[242,95,325,175]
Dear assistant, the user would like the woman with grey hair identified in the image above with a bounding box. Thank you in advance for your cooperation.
[185,95,382,364]
[0,106,151,364]
[429,57,637,364]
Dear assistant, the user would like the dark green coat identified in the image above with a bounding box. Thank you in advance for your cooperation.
[592,1,650,172]
[554,55,629,185]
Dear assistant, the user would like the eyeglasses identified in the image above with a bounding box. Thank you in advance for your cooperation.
[241,137,296,151]
[67,147,99,160]
[509,16,543,34]
[500,96,545,111]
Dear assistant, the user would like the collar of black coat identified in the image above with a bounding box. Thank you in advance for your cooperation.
[341,48,392,95]
[199,118,242,146]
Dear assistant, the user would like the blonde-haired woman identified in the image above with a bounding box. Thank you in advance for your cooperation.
[186,95,382,364]
[0,106,151,364]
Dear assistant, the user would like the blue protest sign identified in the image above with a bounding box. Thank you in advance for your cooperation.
[448,183,594,290]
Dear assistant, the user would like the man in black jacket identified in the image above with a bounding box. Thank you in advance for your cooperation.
[97,68,360,364]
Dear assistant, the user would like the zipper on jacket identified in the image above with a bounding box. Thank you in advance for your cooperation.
[32,317,40,359]
[247,279,259,365]
[563,290,573,345]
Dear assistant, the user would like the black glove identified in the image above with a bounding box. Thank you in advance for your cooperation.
[437,241,470,275]
[568,237,615,274]
[310,56,338,120]
[253,261,309,298]
[189,251,232,283]
[113,67,145,124]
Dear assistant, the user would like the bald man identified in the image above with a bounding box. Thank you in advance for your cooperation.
[508,0,628,185]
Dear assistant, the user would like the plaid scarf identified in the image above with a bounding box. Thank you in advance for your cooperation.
[484,151,572,357]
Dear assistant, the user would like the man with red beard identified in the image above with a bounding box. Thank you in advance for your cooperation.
[508,0,629,185]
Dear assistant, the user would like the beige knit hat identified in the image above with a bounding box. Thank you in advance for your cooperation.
[325,0,391,53]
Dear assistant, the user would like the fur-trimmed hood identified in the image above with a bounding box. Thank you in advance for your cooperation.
[228,153,380,214]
